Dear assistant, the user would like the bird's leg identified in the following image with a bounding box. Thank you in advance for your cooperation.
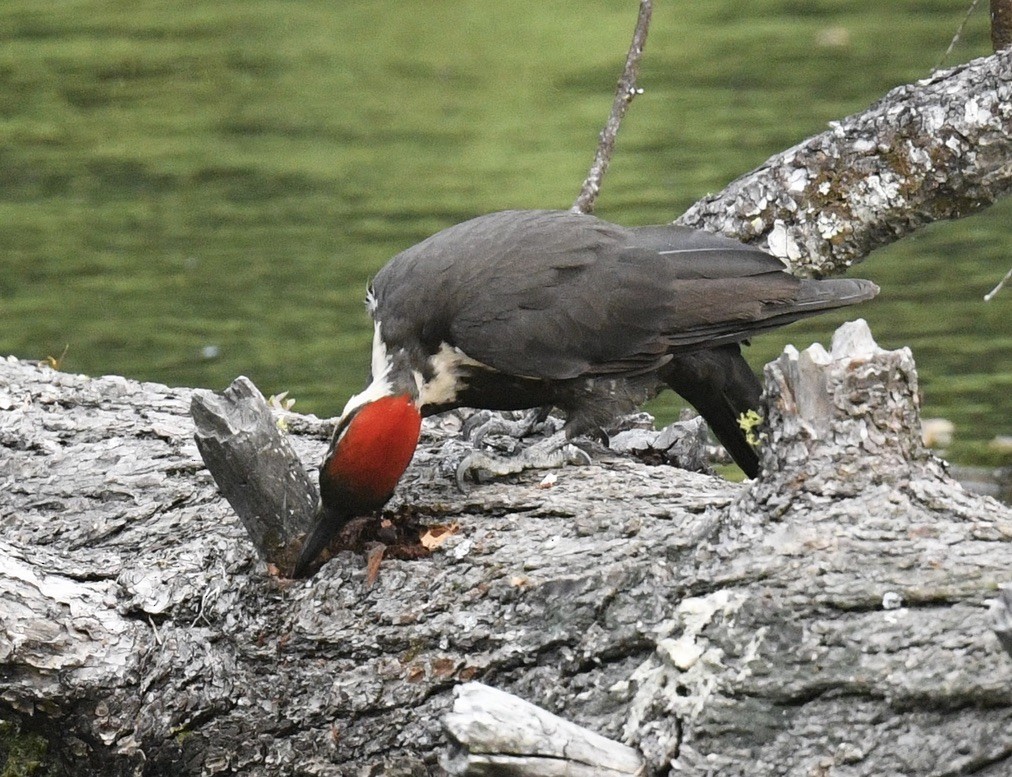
[461,407,556,446]
[455,429,591,493]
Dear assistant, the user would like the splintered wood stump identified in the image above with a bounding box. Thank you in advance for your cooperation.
[191,377,320,571]
[753,318,945,507]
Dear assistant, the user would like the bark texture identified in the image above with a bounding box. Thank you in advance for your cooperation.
[3,317,1011,776]
[4,47,1012,777]
[190,378,318,570]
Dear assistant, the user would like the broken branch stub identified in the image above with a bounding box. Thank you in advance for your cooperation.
[190,377,318,568]
[442,682,647,777]
[754,318,947,506]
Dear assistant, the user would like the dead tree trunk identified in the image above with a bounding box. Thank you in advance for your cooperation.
[3,321,1011,776]
[2,51,1012,777]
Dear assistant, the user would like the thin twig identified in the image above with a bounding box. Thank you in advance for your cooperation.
[571,0,652,215]
[936,0,982,69]
[148,614,163,647]
[984,266,1012,301]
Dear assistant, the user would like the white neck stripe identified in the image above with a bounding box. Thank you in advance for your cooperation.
[341,321,394,417]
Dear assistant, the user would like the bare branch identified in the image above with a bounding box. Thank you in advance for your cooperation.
[937,0,983,68]
[677,49,1012,277]
[571,0,652,215]
[984,265,1012,300]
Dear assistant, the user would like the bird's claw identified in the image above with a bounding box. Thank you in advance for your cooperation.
[454,433,590,493]
[460,407,556,446]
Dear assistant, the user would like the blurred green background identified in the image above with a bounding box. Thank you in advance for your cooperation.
[1,0,1009,466]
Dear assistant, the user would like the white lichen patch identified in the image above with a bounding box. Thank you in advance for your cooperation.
[857,173,904,214]
[817,211,845,240]
[657,635,705,671]
[963,98,989,128]
[919,104,948,134]
[767,220,802,262]
[786,167,808,193]
[834,171,907,226]
[741,192,769,217]
[945,134,965,153]
[906,141,932,170]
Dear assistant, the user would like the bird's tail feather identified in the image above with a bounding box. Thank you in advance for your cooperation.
[782,278,879,313]
[662,278,879,352]
[660,345,762,478]
[740,278,879,338]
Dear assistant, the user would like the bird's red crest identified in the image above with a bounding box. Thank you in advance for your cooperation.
[323,394,421,504]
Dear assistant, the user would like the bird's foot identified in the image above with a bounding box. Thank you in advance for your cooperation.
[461,407,560,447]
[608,416,713,473]
[604,411,656,436]
[455,430,591,492]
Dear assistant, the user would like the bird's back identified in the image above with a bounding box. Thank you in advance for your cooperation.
[370,210,875,382]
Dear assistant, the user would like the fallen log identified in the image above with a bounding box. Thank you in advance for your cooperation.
[2,317,1009,775]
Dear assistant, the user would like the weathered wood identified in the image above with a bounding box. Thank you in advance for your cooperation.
[442,682,645,776]
[990,585,1012,658]
[3,48,1012,776]
[677,49,1012,278]
[191,377,319,569]
[752,318,944,506]
[608,416,713,473]
[2,316,1010,775]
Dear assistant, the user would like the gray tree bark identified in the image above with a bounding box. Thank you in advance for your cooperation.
[2,49,1012,777]
[677,48,1012,277]
[3,318,1010,776]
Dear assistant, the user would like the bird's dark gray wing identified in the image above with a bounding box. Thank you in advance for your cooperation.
[372,209,876,381]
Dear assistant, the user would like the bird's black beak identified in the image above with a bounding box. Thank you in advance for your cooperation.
[290,501,345,579]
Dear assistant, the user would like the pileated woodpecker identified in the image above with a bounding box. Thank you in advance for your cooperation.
[292,209,877,577]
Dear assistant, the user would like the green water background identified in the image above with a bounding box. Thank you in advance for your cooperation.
[2,0,1009,466]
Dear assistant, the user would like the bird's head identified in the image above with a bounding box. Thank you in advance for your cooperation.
[291,393,421,578]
